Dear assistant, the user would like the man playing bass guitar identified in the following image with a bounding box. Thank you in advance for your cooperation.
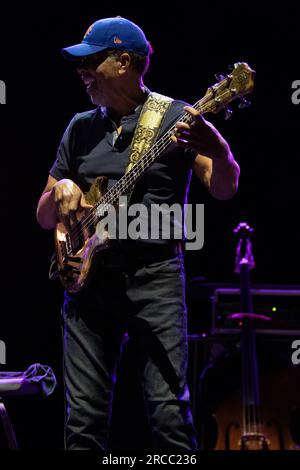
[36,16,240,452]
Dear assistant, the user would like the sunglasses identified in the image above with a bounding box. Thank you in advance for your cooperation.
[77,52,108,69]
[77,50,121,69]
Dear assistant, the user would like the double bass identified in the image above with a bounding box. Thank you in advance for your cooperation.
[212,222,300,450]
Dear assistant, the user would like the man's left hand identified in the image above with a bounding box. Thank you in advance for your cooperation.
[171,106,230,160]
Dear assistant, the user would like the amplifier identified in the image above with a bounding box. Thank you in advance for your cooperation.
[212,288,300,335]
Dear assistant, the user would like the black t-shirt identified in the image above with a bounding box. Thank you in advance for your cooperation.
[50,93,197,247]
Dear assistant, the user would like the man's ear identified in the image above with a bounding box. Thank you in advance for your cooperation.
[118,52,131,75]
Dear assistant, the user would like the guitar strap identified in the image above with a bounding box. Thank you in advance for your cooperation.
[124,91,173,200]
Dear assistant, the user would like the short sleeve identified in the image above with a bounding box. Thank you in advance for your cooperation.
[49,114,78,181]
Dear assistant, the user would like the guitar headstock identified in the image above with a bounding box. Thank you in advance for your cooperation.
[201,62,255,116]
[234,221,255,272]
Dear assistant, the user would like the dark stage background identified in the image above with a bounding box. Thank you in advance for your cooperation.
[0,0,299,451]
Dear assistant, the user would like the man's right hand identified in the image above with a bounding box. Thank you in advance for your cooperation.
[53,179,92,230]
[36,175,93,230]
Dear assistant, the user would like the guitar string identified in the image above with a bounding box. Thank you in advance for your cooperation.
[243,342,247,437]
[244,335,249,438]
[66,94,222,250]
[244,326,253,439]
[245,318,254,439]
[68,81,235,244]
[251,327,261,438]
[249,337,252,438]
[251,350,256,437]
[252,315,261,439]
[253,331,262,438]
[245,318,262,442]
[252,337,258,438]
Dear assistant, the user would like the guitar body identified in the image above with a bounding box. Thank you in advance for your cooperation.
[54,176,113,293]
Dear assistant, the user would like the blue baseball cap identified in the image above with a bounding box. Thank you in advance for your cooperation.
[62,17,150,59]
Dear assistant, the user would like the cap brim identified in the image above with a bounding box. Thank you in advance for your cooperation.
[61,42,107,60]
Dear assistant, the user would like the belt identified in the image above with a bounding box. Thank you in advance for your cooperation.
[97,242,183,270]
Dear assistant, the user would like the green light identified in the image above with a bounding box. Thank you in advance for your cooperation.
[272,307,277,312]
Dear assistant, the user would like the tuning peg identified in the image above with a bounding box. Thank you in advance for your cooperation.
[238,97,251,109]
[215,73,225,81]
[224,106,233,120]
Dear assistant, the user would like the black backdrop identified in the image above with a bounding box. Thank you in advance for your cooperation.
[0,0,299,450]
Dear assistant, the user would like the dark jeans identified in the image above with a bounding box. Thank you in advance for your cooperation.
[61,253,197,452]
